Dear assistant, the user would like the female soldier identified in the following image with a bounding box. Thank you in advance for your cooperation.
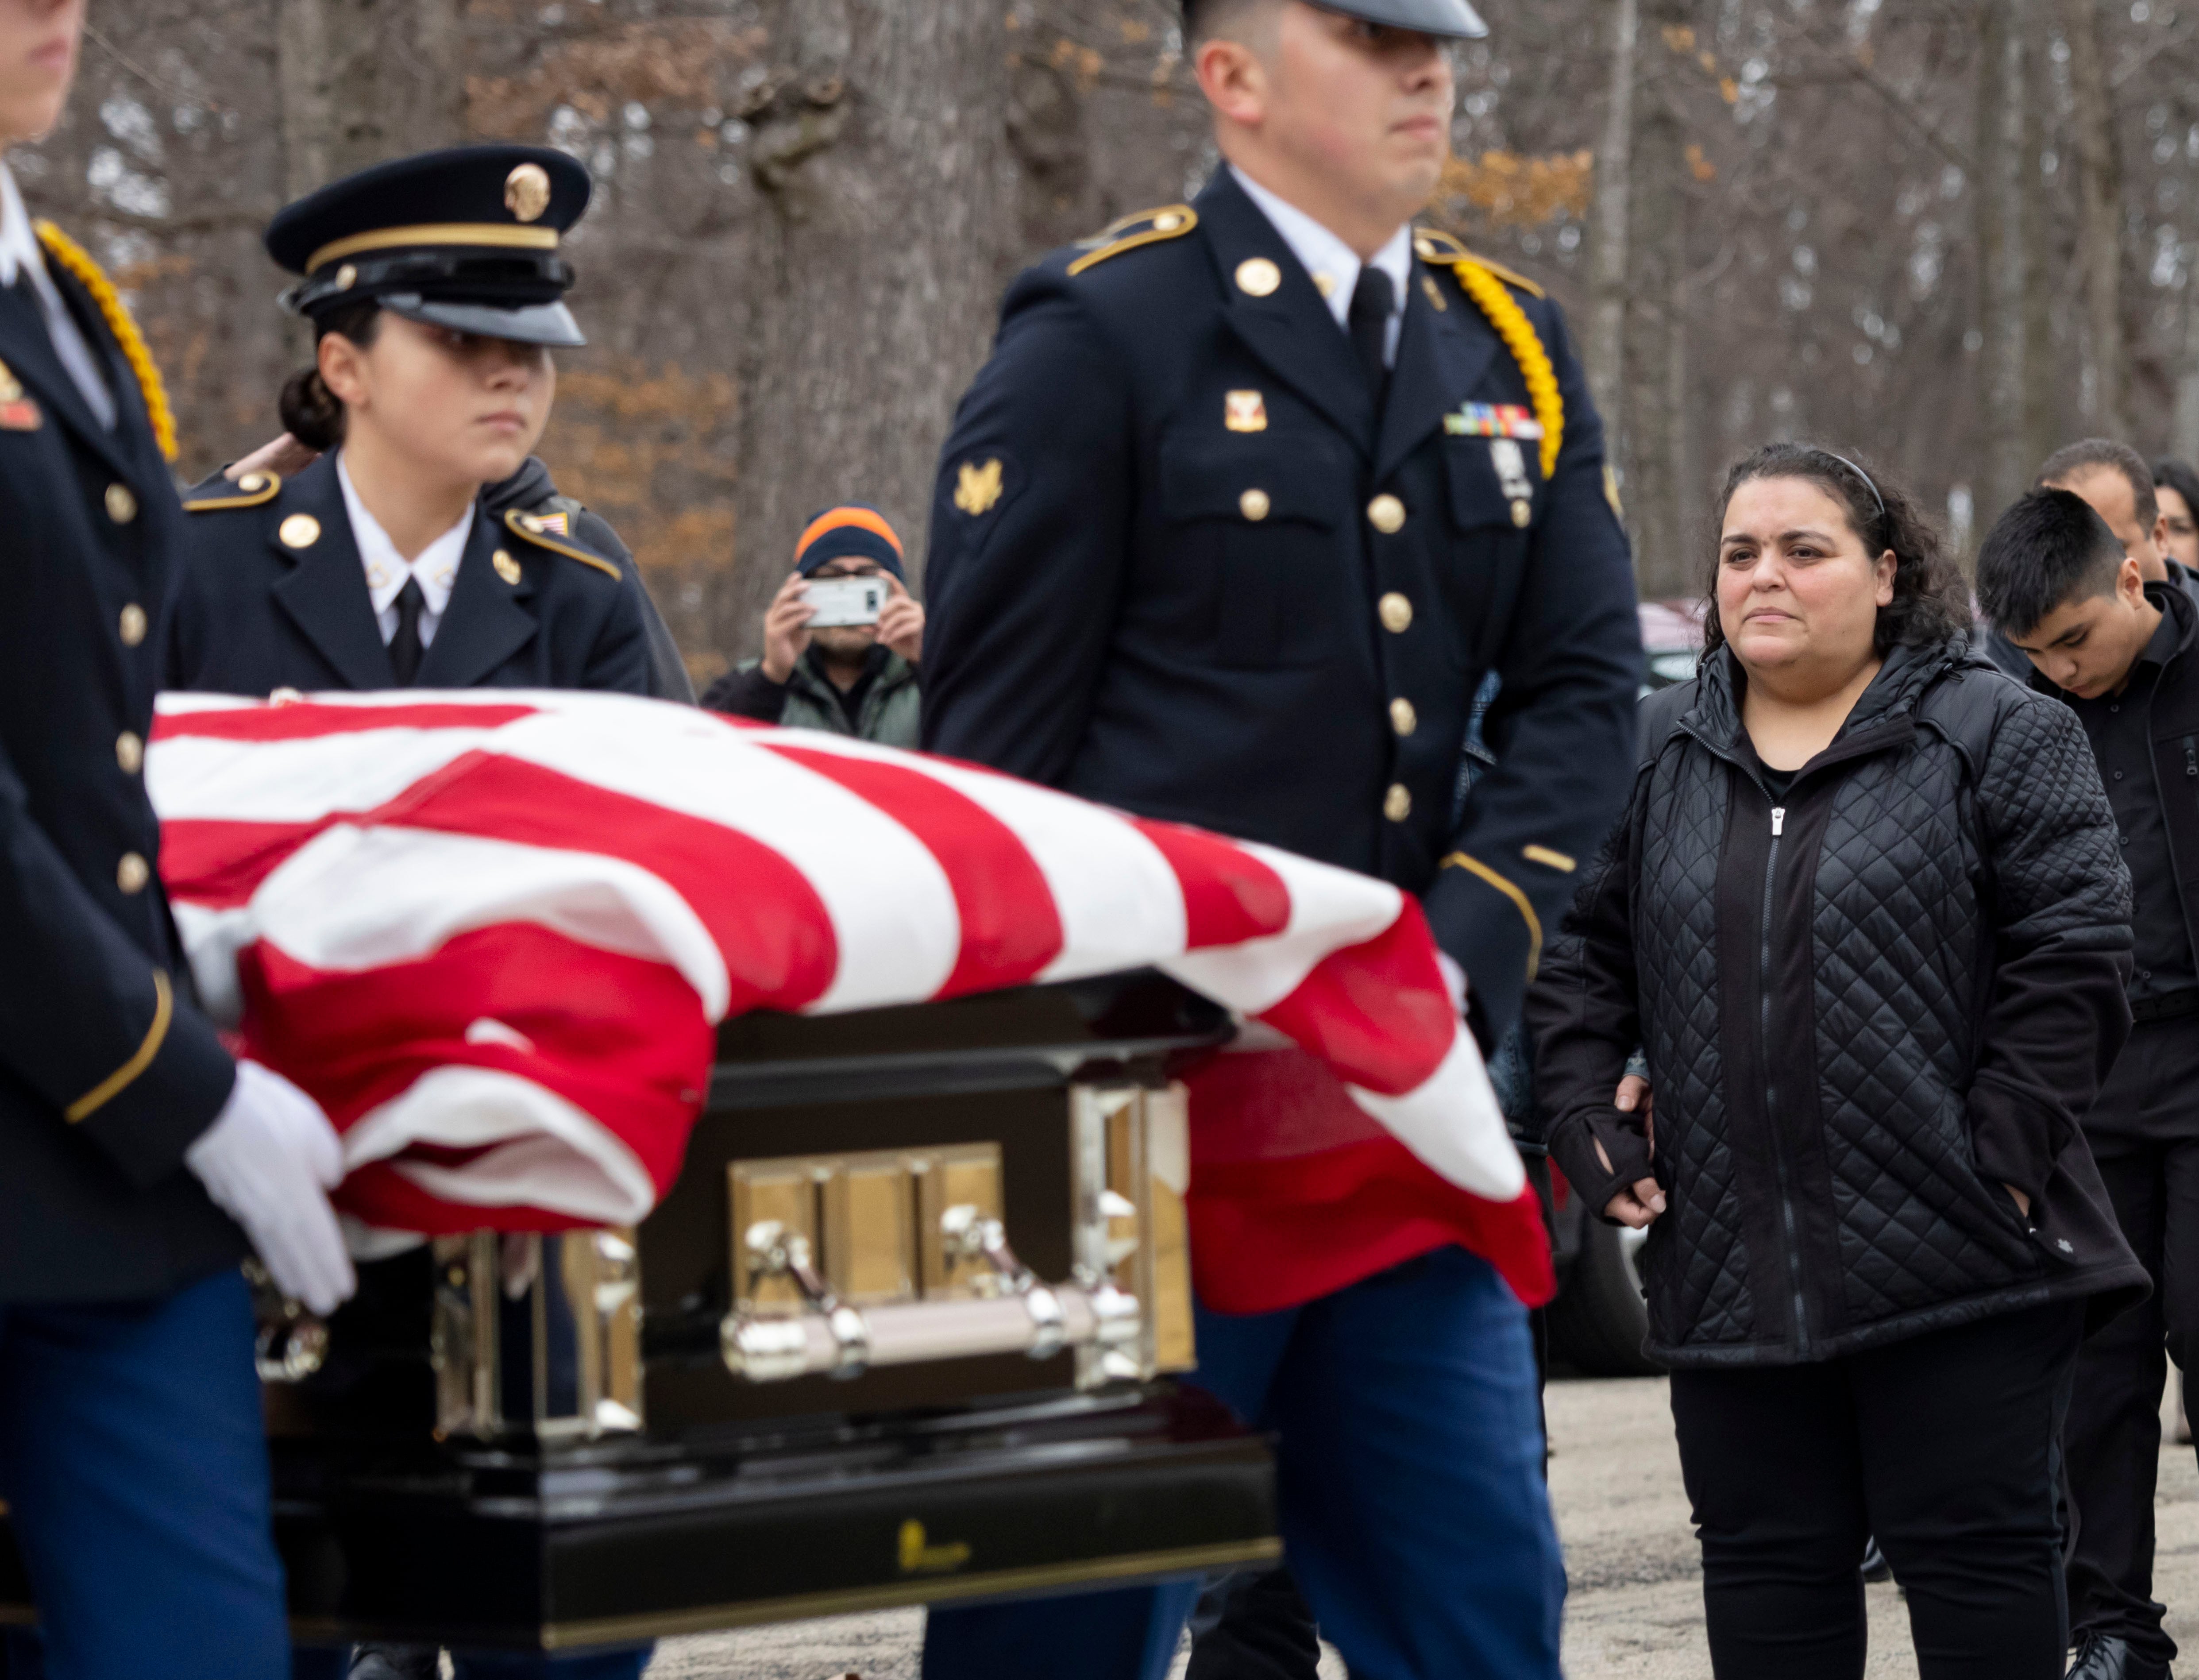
[163,145,649,700]
[163,146,653,1680]
[1530,445,2145,1679]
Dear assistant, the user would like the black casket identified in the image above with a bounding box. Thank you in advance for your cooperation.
[0,972,1279,1650]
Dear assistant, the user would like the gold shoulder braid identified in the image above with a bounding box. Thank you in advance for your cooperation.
[33,221,177,462]
[1451,259,1563,481]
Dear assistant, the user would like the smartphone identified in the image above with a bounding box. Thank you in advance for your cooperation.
[804,576,887,628]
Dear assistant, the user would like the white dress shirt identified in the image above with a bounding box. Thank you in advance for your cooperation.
[1231,165,1413,367]
[336,452,473,650]
[0,162,115,429]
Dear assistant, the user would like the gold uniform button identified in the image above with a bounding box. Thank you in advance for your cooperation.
[1153,212,1185,232]
[1368,494,1406,534]
[1383,784,1413,823]
[1378,592,1413,633]
[236,471,267,494]
[1235,257,1282,297]
[116,852,150,894]
[104,483,137,524]
[279,513,322,549]
[1390,698,1417,737]
[118,603,147,646]
[1511,498,1532,528]
[1239,488,1271,521]
[1414,236,1438,260]
[116,732,143,774]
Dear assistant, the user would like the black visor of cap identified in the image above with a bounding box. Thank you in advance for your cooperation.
[1301,0,1488,37]
[378,295,587,349]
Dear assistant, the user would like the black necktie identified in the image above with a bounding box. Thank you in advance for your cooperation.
[390,576,426,687]
[1349,266,1394,407]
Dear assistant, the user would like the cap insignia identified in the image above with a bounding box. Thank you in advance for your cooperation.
[505,162,552,224]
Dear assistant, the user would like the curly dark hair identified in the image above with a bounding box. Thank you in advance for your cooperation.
[1701,443,1972,657]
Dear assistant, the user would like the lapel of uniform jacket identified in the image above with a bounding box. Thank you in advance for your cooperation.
[1198,171,1377,456]
[1363,249,1504,486]
[1374,251,1501,486]
[415,510,536,689]
[0,274,143,489]
[270,456,399,691]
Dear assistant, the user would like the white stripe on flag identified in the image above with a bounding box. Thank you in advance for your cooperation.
[248,823,734,1017]
[494,708,965,1012]
[347,1064,657,1224]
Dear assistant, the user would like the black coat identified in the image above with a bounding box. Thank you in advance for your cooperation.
[0,258,243,1302]
[163,452,651,698]
[1529,639,2147,1366]
[920,169,1642,1042]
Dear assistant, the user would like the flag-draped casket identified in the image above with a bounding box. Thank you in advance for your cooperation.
[149,689,1551,1312]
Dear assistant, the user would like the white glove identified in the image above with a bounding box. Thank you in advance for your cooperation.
[185,1060,356,1315]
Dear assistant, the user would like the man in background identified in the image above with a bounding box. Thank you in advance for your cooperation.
[702,502,922,747]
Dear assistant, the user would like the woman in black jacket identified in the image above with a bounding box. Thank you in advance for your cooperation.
[1529,443,2145,1679]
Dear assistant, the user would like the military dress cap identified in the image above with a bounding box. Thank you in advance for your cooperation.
[1189,0,1486,39]
[266,144,592,348]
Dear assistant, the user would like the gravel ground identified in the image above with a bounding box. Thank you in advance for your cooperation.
[641,1375,2199,1679]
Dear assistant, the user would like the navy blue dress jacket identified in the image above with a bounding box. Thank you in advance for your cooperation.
[0,254,243,1301]
[164,452,651,698]
[921,170,1643,1041]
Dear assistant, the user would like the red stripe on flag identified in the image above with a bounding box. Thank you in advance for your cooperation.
[1187,1137,1554,1312]
[153,702,540,742]
[1257,899,1456,1096]
[373,753,842,1013]
[1127,818,1292,948]
[162,818,336,909]
[760,743,1065,998]
[239,925,711,1205]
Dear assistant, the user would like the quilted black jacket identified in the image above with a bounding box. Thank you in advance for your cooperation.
[1529,636,2148,1366]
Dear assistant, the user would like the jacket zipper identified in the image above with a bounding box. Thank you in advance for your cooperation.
[1761,803,1811,1358]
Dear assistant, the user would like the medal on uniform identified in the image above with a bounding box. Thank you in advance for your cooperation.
[0,358,39,431]
[1224,390,1267,433]
[1444,401,1543,440]
[1491,437,1535,528]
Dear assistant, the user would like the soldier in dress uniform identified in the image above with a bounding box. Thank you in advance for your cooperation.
[0,4,355,1679]
[162,146,652,703]
[159,147,655,1680]
[917,2,1641,1677]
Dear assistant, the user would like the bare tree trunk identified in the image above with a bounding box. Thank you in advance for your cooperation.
[274,0,464,198]
[2061,0,2127,436]
[1621,0,1691,600]
[1584,0,1638,429]
[2173,273,2199,463]
[2023,23,2060,471]
[1977,0,2030,520]
[729,0,1015,655]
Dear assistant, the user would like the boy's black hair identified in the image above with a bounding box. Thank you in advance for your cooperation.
[1974,487,2127,637]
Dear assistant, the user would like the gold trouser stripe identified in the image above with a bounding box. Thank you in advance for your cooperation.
[1443,851,1544,982]
[307,224,560,272]
[67,969,173,1123]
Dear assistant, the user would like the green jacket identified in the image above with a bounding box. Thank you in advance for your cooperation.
[706,648,922,748]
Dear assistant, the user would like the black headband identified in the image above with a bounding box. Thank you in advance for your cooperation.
[1819,450,1887,529]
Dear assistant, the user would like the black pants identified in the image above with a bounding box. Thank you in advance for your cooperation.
[2065,1019,2199,1666]
[1670,1301,2083,1680]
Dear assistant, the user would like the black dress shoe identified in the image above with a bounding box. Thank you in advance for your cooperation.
[2068,1632,2173,1680]
[347,1646,442,1680]
[1860,1537,1891,1583]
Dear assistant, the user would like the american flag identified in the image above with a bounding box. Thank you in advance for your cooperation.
[150,691,1551,1312]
